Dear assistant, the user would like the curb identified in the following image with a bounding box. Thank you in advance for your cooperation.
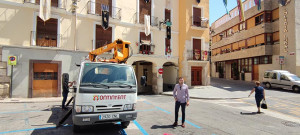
[161,93,247,100]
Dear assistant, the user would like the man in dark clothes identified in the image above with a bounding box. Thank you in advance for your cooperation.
[62,73,75,110]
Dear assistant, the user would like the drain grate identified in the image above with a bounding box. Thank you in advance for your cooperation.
[282,121,300,127]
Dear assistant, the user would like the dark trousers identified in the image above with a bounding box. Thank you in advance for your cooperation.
[62,92,68,108]
[175,101,186,123]
[255,96,263,107]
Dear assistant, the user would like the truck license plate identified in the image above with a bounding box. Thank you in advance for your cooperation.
[99,114,119,120]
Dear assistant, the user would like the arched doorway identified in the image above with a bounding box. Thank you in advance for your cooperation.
[132,61,153,94]
[163,62,178,92]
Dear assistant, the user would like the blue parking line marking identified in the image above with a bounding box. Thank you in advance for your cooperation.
[0,125,72,134]
[143,101,152,105]
[179,118,201,129]
[155,106,171,114]
[0,110,42,114]
[133,120,149,135]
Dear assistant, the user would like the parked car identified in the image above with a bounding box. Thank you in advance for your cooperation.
[262,70,300,92]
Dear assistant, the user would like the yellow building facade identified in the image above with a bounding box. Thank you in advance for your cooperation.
[178,0,210,86]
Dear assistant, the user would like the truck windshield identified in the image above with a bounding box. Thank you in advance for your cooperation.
[289,75,300,81]
[80,63,136,86]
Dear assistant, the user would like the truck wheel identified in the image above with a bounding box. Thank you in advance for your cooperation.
[293,86,300,93]
[73,124,81,133]
[121,121,130,128]
[265,83,271,89]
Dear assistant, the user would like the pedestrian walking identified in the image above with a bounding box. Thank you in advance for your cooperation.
[172,77,190,128]
[248,81,266,113]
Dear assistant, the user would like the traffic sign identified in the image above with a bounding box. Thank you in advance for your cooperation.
[8,56,17,66]
[158,68,163,74]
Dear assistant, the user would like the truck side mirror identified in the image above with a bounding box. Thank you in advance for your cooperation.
[140,76,146,86]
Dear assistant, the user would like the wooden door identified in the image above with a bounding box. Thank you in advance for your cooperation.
[33,63,58,97]
[191,66,202,86]
[253,65,259,81]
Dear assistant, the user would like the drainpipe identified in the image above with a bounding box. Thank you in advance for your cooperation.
[72,0,78,51]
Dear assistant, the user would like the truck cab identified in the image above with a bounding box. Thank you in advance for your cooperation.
[72,61,137,132]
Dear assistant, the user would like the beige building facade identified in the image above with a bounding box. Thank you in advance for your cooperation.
[211,0,300,82]
[0,0,179,98]
[178,0,210,87]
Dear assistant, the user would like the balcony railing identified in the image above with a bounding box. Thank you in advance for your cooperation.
[186,50,207,61]
[191,16,209,28]
[31,31,60,47]
[23,0,67,9]
[87,1,121,20]
[139,40,155,55]
[139,15,159,26]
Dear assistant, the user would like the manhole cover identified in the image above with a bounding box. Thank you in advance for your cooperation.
[282,121,300,127]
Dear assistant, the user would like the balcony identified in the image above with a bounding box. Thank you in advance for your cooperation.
[23,0,67,9]
[211,45,273,62]
[31,31,60,47]
[139,15,159,27]
[186,50,208,61]
[191,16,209,30]
[87,1,121,20]
[139,40,155,55]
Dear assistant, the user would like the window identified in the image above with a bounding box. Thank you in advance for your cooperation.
[254,57,259,65]
[165,38,171,55]
[240,58,252,72]
[139,32,152,54]
[280,75,289,81]
[193,7,202,27]
[36,0,58,7]
[95,25,112,48]
[36,17,58,47]
[193,39,202,60]
[139,0,151,24]
[239,22,245,30]
[265,12,272,22]
[264,72,270,78]
[259,56,272,64]
[272,8,279,21]
[266,33,273,45]
[95,0,112,16]
[255,14,264,25]
[271,73,277,79]
[34,72,58,80]
[165,9,171,22]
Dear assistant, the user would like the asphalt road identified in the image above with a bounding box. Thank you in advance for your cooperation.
[0,93,300,135]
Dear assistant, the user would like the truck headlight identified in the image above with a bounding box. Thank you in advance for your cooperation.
[82,105,94,112]
[75,106,81,113]
[124,104,134,110]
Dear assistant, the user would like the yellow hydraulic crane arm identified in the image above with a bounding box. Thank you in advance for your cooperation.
[89,39,131,63]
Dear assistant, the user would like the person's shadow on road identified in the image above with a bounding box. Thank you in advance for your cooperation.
[151,124,175,129]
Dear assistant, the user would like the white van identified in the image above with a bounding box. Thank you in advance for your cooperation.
[72,61,137,132]
[262,70,300,92]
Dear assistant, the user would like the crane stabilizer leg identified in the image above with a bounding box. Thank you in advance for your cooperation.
[56,108,73,128]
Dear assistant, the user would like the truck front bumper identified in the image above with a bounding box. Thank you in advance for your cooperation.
[72,111,137,126]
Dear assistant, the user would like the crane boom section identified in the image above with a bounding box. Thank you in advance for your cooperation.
[89,39,131,63]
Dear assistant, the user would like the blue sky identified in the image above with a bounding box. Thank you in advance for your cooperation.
[209,0,246,26]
